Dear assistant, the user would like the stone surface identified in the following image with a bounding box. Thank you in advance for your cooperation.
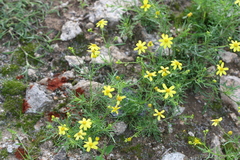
[173,106,185,116]
[112,121,127,135]
[210,134,223,160]
[89,0,137,27]
[65,56,85,66]
[53,148,67,160]
[25,83,53,113]
[220,76,240,115]
[161,152,187,160]
[91,46,133,64]
[60,21,82,41]
[218,51,238,63]
[60,70,75,79]
[73,80,102,97]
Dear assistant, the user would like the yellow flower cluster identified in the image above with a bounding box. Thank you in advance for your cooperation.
[103,86,126,115]
[134,34,174,54]
[57,118,99,152]
[188,137,202,146]
[144,60,182,82]
[87,43,101,58]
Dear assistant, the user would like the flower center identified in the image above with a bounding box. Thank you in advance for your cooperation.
[166,89,171,93]
[89,142,93,147]
[164,39,169,43]
[233,43,238,47]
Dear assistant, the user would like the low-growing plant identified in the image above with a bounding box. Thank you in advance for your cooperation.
[1,0,240,159]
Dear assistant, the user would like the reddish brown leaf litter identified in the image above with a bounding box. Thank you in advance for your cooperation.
[22,99,31,113]
[46,111,67,122]
[16,75,24,80]
[15,147,28,160]
[47,111,61,122]
[75,87,85,97]
[47,77,67,91]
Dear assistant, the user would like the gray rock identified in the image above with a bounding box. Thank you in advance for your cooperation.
[218,51,238,63]
[112,121,127,135]
[85,22,94,29]
[25,83,53,113]
[60,70,75,79]
[53,148,67,160]
[27,68,37,78]
[65,55,85,66]
[91,46,133,64]
[89,0,137,27]
[60,21,82,41]
[210,134,223,160]
[73,80,102,97]
[173,106,185,116]
[220,76,240,115]
[161,152,187,160]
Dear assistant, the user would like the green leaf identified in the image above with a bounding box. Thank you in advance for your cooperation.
[104,145,114,155]
[7,128,17,134]
[95,156,105,160]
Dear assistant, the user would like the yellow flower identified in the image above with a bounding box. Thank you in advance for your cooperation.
[58,124,69,135]
[234,0,240,6]
[78,118,92,130]
[90,49,100,58]
[188,137,202,145]
[115,76,121,80]
[134,40,147,54]
[110,105,121,115]
[171,59,182,70]
[159,34,173,49]
[88,43,100,51]
[157,83,176,99]
[140,0,151,12]
[216,62,229,76]
[155,11,160,18]
[211,117,222,126]
[158,66,170,76]
[153,109,165,121]
[227,131,233,135]
[84,137,98,152]
[102,86,115,98]
[147,41,154,47]
[74,130,86,140]
[154,86,160,91]
[187,12,193,17]
[95,137,100,141]
[147,103,152,107]
[229,40,240,52]
[96,19,108,29]
[238,107,240,112]
[124,137,132,142]
[116,94,126,105]
[87,48,100,58]
[144,71,157,81]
